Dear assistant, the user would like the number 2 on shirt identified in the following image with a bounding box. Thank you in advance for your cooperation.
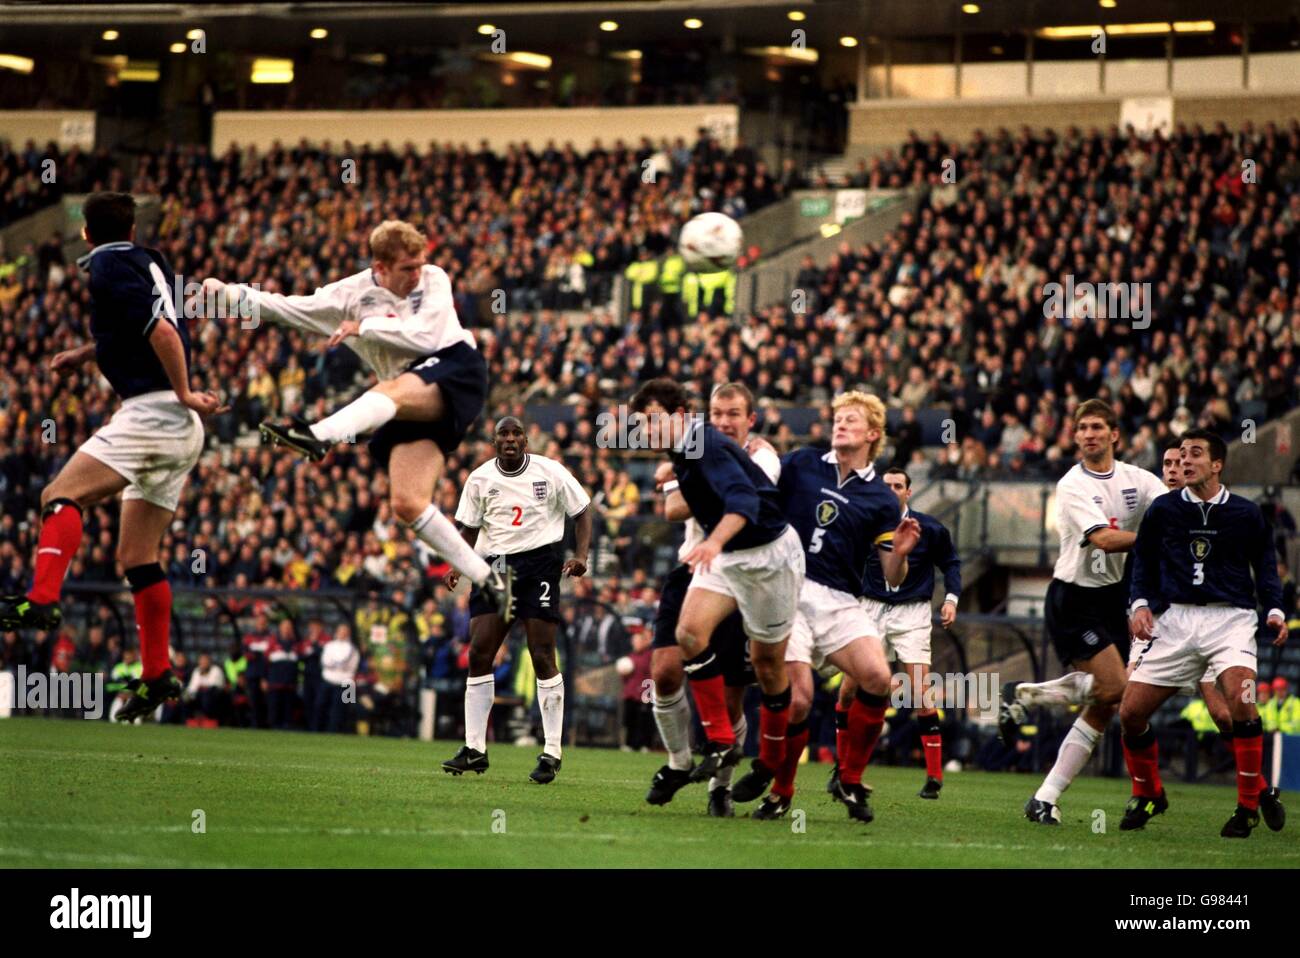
[511,506,523,526]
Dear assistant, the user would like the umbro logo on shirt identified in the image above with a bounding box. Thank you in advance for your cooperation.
[487,488,499,497]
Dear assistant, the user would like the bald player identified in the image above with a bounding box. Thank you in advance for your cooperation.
[441,416,592,784]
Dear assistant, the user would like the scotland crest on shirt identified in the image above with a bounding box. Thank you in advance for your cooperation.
[816,501,839,526]
[533,481,548,501]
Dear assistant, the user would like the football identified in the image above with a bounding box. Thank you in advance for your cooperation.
[678,211,744,272]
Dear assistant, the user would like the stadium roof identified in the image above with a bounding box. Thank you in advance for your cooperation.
[1,0,1292,54]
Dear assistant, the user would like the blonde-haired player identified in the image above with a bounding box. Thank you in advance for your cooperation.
[733,391,920,822]
[202,220,512,619]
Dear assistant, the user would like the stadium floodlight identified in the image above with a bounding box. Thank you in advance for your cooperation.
[102,29,119,41]
[477,23,495,35]
[310,28,328,39]
[186,29,203,40]
[840,36,859,47]
[788,10,806,21]
[600,20,618,32]
[169,42,185,54]
[684,18,703,29]
[746,45,819,63]
[1099,0,1117,7]
[0,54,34,74]
[610,49,642,60]
[119,60,159,82]
[961,3,980,13]
[251,58,294,83]
[483,51,552,69]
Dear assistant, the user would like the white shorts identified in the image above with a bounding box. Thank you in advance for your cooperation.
[689,526,804,645]
[1129,605,1258,689]
[1128,627,1215,689]
[79,391,204,511]
[861,598,933,665]
[787,579,876,668]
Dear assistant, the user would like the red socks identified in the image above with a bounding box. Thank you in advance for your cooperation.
[27,499,83,604]
[687,674,734,746]
[840,689,888,786]
[758,684,792,769]
[126,564,172,681]
[1232,719,1264,810]
[919,711,943,781]
[834,703,849,765]
[771,718,809,799]
[1122,726,1164,798]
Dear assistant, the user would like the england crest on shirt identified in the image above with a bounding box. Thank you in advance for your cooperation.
[533,481,548,501]
[1122,487,1138,511]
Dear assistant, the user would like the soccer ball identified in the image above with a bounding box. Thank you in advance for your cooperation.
[678,212,743,272]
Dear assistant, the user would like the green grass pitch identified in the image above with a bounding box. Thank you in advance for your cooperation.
[1,718,1293,868]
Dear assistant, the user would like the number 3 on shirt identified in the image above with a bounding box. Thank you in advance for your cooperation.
[1192,561,1204,585]
[511,506,523,526]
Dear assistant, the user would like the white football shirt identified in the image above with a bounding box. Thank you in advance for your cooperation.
[1051,459,1168,586]
[240,264,476,382]
[670,435,781,560]
[455,453,591,556]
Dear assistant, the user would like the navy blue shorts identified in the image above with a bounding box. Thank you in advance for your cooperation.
[653,563,754,688]
[469,543,564,624]
[1045,578,1130,666]
[368,341,487,467]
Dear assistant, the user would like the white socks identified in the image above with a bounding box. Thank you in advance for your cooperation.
[1035,715,1102,805]
[464,673,494,753]
[310,390,397,443]
[1018,671,1094,710]
[409,504,491,584]
[653,686,694,771]
[537,674,564,760]
[710,714,747,791]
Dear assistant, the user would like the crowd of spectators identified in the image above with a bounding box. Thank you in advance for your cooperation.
[2,122,1300,740]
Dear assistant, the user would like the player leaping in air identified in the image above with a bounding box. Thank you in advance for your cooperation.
[1123,428,1286,838]
[630,378,805,793]
[440,416,591,784]
[733,391,920,823]
[202,220,513,620]
[0,192,222,720]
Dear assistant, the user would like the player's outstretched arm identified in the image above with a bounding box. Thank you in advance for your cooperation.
[50,343,96,374]
[201,277,347,336]
[563,508,591,578]
[148,319,226,416]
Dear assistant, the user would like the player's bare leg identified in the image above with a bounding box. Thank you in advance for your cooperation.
[1,452,126,630]
[1116,679,1177,829]
[822,635,890,822]
[114,498,185,722]
[524,618,564,783]
[1216,666,1284,835]
[748,660,813,819]
[676,587,744,779]
[1022,645,1126,824]
[443,612,510,775]
[902,660,944,798]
